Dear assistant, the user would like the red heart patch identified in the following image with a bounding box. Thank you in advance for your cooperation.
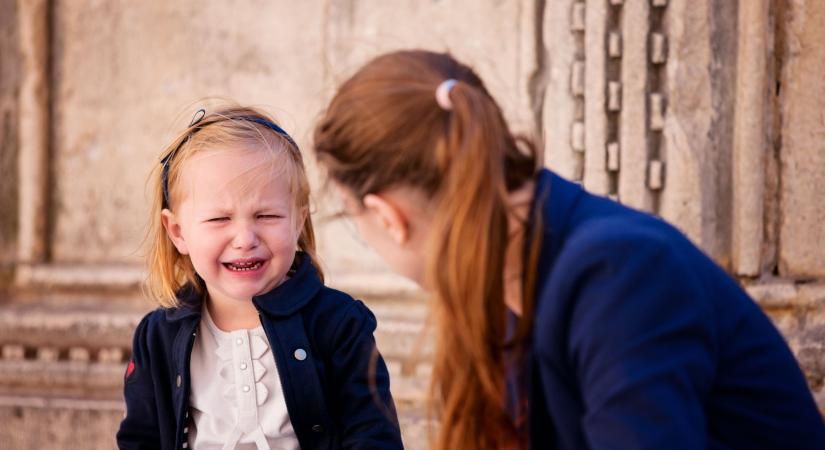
[125,359,136,379]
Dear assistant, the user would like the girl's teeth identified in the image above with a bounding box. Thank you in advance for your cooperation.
[226,261,262,271]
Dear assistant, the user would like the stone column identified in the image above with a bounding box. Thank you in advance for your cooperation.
[732,0,770,277]
[0,0,21,269]
[778,0,825,279]
[15,0,50,267]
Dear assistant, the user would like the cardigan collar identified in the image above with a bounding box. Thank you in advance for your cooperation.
[165,253,322,322]
[529,169,586,264]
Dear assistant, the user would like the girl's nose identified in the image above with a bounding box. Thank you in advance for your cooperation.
[231,224,260,250]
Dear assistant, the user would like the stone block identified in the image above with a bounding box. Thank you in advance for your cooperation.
[0,398,124,450]
[321,0,538,134]
[778,0,825,278]
[747,280,798,309]
[582,0,609,195]
[659,0,737,267]
[617,0,653,211]
[543,0,580,180]
[731,0,770,277]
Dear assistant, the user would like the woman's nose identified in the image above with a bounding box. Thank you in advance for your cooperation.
[231,224,260,250]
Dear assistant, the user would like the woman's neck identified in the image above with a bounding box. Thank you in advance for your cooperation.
[504,180,536,317]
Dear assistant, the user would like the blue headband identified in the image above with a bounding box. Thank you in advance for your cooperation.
[160,110,298,209]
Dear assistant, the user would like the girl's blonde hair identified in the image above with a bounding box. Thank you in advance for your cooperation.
[314,50,541,449]
[146,106,322,308]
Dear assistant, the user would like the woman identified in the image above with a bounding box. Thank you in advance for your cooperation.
[312,50,825,449]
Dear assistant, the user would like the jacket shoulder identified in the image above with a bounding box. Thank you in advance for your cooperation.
[130,307,182,354]
[304,286,378,351]
[310,286,376,325]
[563,209,691,265]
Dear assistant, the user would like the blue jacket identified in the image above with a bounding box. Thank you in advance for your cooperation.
[117,254,403,449]
[527,170,825,449]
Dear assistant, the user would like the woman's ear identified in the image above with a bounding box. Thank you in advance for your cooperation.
[362,193,409,245]
[161,209,189,255]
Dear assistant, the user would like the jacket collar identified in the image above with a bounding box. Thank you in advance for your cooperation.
[252,253,323,317]
[164,252,322,322]
[530,169,585,263]
[165,283,203,322]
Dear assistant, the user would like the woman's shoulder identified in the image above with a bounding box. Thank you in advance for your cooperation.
[536,205,720,331]
[561,210,692,270]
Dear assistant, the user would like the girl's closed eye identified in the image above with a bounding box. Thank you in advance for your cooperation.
[205,217,230,223]
[257,214,284,220]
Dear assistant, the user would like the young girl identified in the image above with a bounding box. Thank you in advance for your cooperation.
[312,50,825,449]
[117,106,403,450]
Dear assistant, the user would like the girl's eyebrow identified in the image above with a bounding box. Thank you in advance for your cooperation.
[198,208,233,217]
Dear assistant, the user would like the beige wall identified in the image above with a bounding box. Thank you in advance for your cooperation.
[0,2,824,446]
[31,1,541,280]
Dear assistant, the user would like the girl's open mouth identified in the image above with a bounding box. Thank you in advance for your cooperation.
[223,259,266,272]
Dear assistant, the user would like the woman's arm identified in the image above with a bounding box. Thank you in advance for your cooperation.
[536,225,717,450]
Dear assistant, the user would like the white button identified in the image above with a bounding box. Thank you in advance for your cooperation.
[242,385,251,393]
[294,348,307,361]
[176,374,182,387]
[240,363,248,370]
[235,338,243,346]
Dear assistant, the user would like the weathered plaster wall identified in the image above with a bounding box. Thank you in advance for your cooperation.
[778,0,825,279]
[1,4,825,449]
[45,0,542,280]
[0,0,20,269]
[49,1,329,265]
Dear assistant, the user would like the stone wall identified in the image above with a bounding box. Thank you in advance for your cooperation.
[1,1,824,448]
[0,0,20,272]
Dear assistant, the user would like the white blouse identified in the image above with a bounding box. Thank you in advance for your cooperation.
[188,307,300,450]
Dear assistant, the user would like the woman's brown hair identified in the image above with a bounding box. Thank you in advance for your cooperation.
[314,50,541,449]
[146,105,322,308]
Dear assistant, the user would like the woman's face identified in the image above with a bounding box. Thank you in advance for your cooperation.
[334,184,431,287]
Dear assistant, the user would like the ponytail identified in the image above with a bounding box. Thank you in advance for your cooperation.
[426,81,527,449]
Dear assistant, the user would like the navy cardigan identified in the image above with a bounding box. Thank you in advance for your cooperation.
[117,255,403,449]
[527,170,825,449]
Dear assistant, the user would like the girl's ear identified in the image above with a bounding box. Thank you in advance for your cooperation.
[161,209,189,255]
[362,193,409,245]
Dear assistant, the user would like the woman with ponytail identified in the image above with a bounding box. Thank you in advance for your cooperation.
[313,50,825,449]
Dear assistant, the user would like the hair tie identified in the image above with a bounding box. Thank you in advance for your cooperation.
[435,79,457,110]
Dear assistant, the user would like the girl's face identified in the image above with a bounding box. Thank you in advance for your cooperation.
[162,147,303,306]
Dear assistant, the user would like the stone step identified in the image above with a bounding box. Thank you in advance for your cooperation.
[0,291,433,449]
[0,394,430,450]
[0,297,431,399]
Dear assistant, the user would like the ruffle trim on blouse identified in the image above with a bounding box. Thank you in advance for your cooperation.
[207,318,271,407]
